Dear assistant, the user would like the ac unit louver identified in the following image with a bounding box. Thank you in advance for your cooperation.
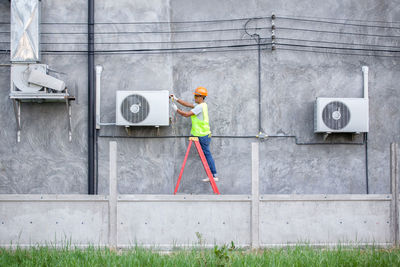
[116,90,169,126]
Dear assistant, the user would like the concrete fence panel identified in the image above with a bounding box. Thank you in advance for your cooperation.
[117,195,251,248]
[259,195,391,246]
[0,195,109,247]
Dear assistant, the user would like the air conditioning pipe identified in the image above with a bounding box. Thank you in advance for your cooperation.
[362,66,368,99]
[362,65,369,193]
[95,65,103,129]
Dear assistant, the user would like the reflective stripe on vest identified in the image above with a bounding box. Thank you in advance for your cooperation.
[190,103,211,137]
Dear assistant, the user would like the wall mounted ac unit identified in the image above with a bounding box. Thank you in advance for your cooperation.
[314,66,369,134]
[314,98,369,133]
[116,90,169,126]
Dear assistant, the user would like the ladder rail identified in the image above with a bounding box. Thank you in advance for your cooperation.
[174,137,220,195]
[174,140,193,194]
[193,140,220,194]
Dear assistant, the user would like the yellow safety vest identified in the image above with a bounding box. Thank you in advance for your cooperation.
[191,103,211,137]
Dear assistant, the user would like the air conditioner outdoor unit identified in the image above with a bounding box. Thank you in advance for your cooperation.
[116,90,169,127]
[314,66,369,134]
[314,98,369,133]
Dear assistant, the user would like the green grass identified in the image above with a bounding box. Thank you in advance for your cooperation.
[1,245,400,267]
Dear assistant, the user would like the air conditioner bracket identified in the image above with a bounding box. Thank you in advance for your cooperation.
[9,90,75,143]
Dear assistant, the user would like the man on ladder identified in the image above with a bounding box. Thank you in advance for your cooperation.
[170,87,219,182]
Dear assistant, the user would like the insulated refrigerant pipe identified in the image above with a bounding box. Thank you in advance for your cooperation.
[362,66,368,99]
[94,66,103,194]
[88,0,96,195]
[95,65,103,129]
[362,66,369,193]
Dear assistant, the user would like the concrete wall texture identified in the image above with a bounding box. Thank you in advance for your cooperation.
[0,0,399,195]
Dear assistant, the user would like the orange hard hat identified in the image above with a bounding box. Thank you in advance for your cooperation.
[193,86,208,96]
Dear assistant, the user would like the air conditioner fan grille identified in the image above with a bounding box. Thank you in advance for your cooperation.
[120,94,150,123]
[322,101,351,130]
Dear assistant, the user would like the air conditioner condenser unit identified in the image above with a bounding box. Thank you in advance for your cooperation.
[314,97,369,133]
[116,90,169,127]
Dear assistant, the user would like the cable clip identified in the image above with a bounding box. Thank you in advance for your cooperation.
[256,132,269,139]
[271,13,276,51]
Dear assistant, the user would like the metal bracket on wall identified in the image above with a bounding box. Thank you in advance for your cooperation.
[12,99,21,143]
[10,92,75,143]
[323,133,330,141]
[65,90,73,142]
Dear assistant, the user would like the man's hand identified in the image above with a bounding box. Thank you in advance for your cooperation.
[171,103,178,112]
[169,93,195,109]
[169,94,179,102]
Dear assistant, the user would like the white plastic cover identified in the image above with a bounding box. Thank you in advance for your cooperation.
[28,69,66,91]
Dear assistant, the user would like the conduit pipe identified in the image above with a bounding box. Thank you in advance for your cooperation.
[88,0,95,194]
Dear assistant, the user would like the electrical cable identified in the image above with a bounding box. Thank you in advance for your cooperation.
[266,135,365,145]
[41,47,261,55]
[35,14,400,26]
[42,16,269,25]
[277,37,400,49]
[277,42,400,53]
[275,14,400,25]
[97,133,366,145]
[2,14,398,26]
[34,27,400,40]
[278,47,400,58]
[244,18,266,134]
[276,16,400,30]
[278,26,400,38]
[39,26,268,35]
[3,38,395,51]
[37,38,257,45]
[98,134,257,139]
[41,43,270,53]
[365,133,369,194]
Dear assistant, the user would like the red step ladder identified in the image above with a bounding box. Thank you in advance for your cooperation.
[174,137,220,194]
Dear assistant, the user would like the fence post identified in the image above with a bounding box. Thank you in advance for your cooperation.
[109,141,118,248]
[251,142,260,249]
[391,143,399,246]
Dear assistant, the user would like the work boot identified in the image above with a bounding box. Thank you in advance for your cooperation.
[202,177,219,182]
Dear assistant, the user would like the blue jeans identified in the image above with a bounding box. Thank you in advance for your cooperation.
[198,135,217,176]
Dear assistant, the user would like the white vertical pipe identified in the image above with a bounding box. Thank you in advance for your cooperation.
[95,65,103,129]
[362,66,369,99]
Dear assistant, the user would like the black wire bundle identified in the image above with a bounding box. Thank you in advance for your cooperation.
[0,14,399,57]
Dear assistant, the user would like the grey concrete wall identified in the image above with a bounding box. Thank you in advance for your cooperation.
[0,0,89,194]
[0,0,399,194]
